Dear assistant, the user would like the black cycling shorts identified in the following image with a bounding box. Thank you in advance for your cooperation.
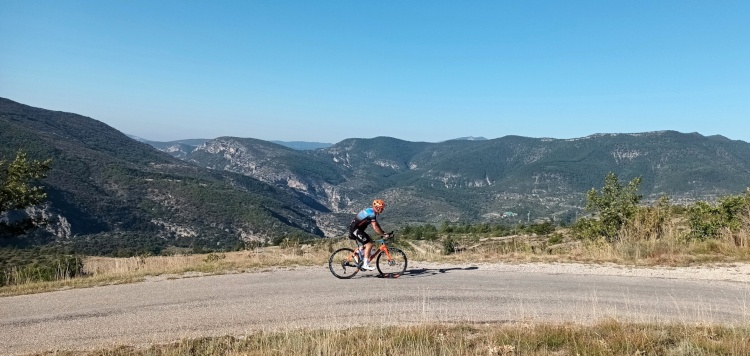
[349,221,372,245]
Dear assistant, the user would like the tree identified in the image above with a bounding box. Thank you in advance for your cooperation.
[0,151,52,237]
[574,172,642,241]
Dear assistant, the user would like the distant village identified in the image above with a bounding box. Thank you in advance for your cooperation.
[501,211,518,219]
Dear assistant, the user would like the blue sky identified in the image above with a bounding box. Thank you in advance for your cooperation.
[1,1,748,143]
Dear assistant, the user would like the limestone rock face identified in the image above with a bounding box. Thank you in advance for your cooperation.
[0,204,72,239]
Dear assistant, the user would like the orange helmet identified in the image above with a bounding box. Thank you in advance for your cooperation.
[372,199,386,213]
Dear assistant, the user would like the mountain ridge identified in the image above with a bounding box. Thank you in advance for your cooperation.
[171,130,750,228]
[5,97,750,250]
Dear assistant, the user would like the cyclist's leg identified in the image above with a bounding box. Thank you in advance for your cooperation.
[348,229,364,263]
[351,229,375,271]
[353,230,374,269]
[349,227,364,252]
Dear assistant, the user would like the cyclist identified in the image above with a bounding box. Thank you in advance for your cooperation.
[349,199,392,271]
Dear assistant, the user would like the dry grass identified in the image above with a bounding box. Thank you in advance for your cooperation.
[398,230,750,267]
[35,320,750,355]
[4,231,750,297]
[67,235,750,278]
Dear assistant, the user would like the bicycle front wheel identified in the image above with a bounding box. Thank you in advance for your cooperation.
[329,248,360,279]
[376,247,407,276]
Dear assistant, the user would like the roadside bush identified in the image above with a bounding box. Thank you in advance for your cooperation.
[1,254,84,286]
[203,253,226,263]
[576,172,642,241]
[619,195,673,242]
[547,233,563,245]
[442,236,457,255]
[687,201,724,240]
[572,217,606,240]
[526,221,555,236]
[687,189,750,242]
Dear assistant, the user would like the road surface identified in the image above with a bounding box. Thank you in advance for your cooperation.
[2,262,749,354]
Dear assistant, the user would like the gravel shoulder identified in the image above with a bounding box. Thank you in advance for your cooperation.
[437,261,750,283]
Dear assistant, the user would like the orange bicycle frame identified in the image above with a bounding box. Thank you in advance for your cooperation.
[354,239,391,262]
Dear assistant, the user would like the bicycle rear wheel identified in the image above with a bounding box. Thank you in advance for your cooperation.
[328,248,360,279]
[376,247,407,276]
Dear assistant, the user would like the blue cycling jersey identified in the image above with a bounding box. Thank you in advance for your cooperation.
[352,208,377,230]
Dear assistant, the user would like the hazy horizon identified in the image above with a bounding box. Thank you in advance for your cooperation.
[125,129,744,146]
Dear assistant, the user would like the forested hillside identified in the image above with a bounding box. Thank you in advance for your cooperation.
[5,96,750,256]
[0,98,324,254]
[179,132,750,227]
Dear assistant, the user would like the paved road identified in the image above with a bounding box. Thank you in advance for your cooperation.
[2,263,749,355]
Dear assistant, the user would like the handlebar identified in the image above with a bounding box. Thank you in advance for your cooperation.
[374,231,395,244]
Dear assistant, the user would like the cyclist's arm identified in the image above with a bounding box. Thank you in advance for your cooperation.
[370,221,387,236]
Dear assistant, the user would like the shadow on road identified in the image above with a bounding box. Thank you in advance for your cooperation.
[370,266,479,279]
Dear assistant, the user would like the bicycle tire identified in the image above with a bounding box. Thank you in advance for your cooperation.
[376,247,407,276]
[328,247,360,279]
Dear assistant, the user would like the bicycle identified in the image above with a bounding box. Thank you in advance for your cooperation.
[328,231,408,279]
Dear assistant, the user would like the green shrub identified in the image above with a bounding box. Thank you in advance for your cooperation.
[574,172,643,241]
[687,201,723,240]
[547,233,563,245]
[203,253,226,263]
[442,236,457,255]
[687,191,750,240]
[1,253,84,286]
[527,221,555,235]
